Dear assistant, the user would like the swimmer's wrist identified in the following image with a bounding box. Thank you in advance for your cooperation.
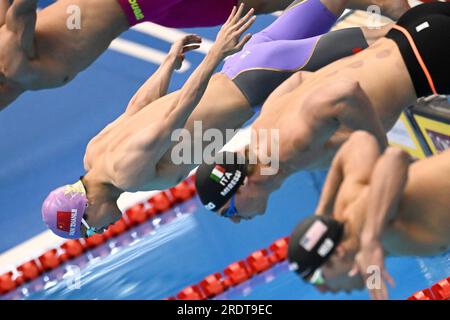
[165,53,180,68]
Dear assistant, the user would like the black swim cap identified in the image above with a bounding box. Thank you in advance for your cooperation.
[288,215,344,280]
[195,152,247,212]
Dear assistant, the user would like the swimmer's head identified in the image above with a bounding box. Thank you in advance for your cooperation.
[195,151,248,214]
[42,180,89,239]
[42,178,122,239]
[288,215,345,281]
[288,215,364,292]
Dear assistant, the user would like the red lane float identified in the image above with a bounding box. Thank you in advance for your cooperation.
[199,273,226,298]
[224,260,253,286]
[246,249,272,274]
[84,234,105,249]
[169,237,291,300]
[108,218,129,236]
[0,272,16,294]
[17,260,41,282]
[14,275,26,287]
[149,192,172,212]
[431,277,450,300]
[145,206,158,219]
[269,237,289,262]
[60,240,84,259]
[38,249,61,271]
[125,204,147,225]
[177,285,205,300]
[170,181,194,203]
[407,288,435,300]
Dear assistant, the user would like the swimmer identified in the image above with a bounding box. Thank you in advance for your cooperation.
[287,131,450,299]
[41,5,256,238]
[0,0,410,109]
[195,1,449,222]
[40,0,398,239]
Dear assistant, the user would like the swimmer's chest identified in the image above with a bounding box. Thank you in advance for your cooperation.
[388,156,450,255]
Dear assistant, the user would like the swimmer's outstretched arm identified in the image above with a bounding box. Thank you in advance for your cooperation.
[350,146,411,300]
[164,5,254,131]
[130,5,255,159]
[125,35,202,116]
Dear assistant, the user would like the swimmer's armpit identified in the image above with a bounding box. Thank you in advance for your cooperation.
[6,0,38,58]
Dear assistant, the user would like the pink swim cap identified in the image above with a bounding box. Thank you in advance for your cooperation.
[42,180,88,239]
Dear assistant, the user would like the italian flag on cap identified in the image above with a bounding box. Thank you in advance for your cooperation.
[210,165,225,182]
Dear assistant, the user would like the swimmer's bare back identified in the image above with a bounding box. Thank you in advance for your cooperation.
[247,35,418,176]
[290,37,418,131]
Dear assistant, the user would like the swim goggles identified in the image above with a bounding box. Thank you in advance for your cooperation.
[81,218,101,237]
[222,194,239,218]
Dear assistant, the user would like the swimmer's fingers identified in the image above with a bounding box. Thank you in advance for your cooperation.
[235,14,256,38]
[370,270,395,300]
[348,264,359,278]
[383,269,395,288]
[224,5,238,25]
[234,18,256,46]
[230,3,246,24]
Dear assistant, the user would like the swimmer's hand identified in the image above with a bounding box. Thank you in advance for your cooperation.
[211,4,256,59]
[349,240,395,300]
[169,35,203,70]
